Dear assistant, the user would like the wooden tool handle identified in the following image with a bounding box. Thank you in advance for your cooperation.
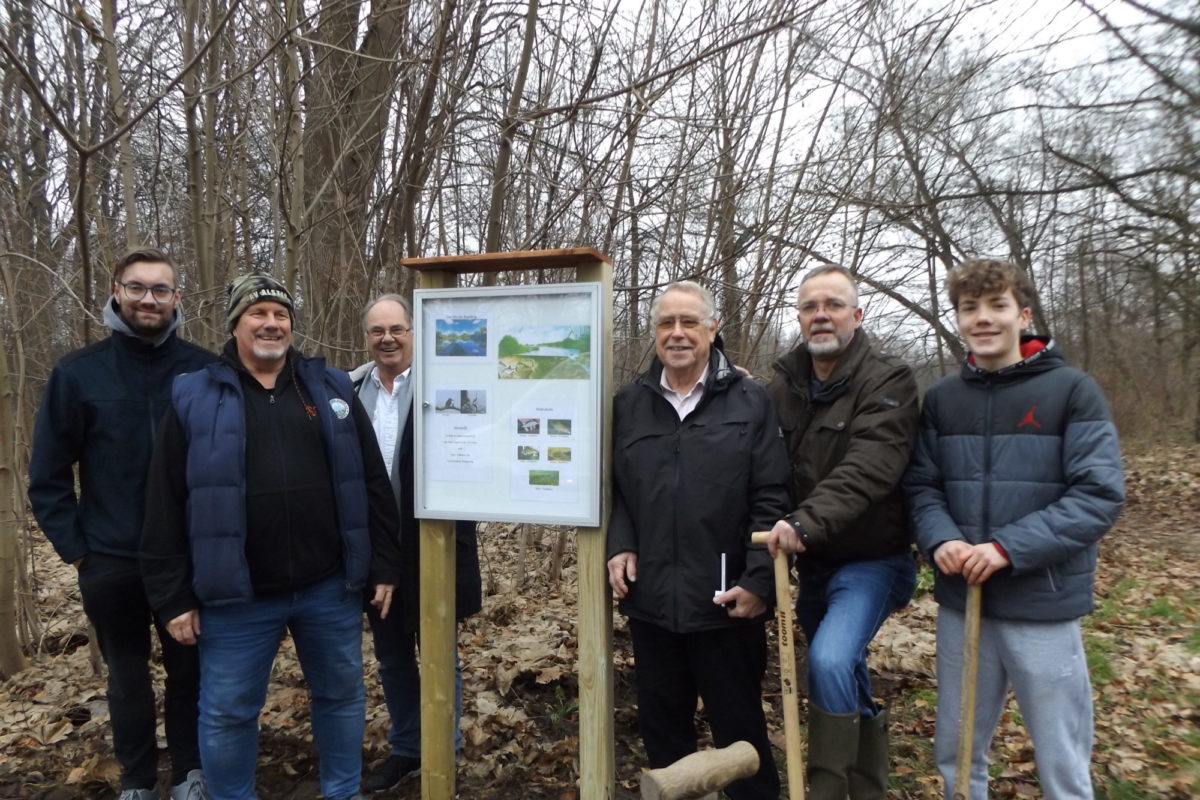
[641,740,760,800]
[750,530,804,799]
[953,582,983,800]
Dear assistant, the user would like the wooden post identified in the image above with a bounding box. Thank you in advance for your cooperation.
[416,266,458,800]
[403,249,615,800]
[577,255,615,800]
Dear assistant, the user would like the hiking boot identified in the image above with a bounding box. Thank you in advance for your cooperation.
[169,769,208,800]
[362,754,421,793]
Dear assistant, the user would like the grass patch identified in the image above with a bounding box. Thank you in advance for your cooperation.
[1085,634,1118,685]
[1096,777,1149,800]
[1140,596,1182,622]
[1092,577,1137,623]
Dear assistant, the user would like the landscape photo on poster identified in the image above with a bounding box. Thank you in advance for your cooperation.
[498,325,590,379]
[435,317,488,356]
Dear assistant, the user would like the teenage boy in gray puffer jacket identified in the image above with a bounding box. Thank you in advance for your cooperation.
[904,258,1124,800]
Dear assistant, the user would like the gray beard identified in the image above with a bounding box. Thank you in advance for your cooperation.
[807,333,851,357]
[251,343,288,361]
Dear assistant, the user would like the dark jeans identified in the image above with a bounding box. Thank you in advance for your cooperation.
[367,608,463,757]
[628,618,780,800]
[78,553,201,789]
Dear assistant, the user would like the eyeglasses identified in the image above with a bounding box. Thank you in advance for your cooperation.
[367,325,413,339]
[655,315,707,331]
[798,299,854,317]
[118,281,176,302]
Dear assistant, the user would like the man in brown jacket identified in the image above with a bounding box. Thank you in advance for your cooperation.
[766,265,919,800]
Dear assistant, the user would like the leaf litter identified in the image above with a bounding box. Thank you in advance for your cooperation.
[0,444,1195,798]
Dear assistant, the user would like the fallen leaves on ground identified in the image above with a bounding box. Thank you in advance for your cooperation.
[1,445,1196,798]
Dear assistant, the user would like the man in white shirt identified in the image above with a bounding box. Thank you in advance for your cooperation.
[350,295,482,793]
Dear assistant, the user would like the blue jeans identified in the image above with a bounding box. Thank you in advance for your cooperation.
[368,612,463,756]
[197,575,365,800]
[796,553,916,716]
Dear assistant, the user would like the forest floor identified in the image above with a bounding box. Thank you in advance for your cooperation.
[0,443,1196,799]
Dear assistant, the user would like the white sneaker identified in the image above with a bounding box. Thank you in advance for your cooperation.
[169,769,208,800]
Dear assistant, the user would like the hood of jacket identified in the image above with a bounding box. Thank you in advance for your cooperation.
[102,296,183,348]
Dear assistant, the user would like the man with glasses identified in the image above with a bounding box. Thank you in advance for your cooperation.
[349,294,481,792]
[765,265,919,800]
[29,249,214,799]
[606,281,791,800]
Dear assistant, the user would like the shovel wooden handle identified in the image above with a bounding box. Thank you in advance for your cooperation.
[953,582,983,800]
[751,531,805,799]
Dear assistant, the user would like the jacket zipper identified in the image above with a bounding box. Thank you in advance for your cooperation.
[983,384,993,541]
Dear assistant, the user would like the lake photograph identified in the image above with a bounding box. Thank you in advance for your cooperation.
[497,325,590,379]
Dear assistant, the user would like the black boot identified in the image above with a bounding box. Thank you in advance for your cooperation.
[847,708,889,800]
[807,704,860,800]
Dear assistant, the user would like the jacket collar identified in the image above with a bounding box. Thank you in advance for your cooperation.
[774,330,872,404]
[961,335,1061,383]
[641,339,739,398]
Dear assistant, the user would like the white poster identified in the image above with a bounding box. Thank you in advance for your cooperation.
[415,284,602,526]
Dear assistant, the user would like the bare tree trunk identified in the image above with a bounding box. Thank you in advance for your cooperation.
[482,0,539,272]
[0,345,29,678]
[99,0,138,247]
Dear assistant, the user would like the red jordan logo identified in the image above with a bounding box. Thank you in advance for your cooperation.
[1018,405,1041,429]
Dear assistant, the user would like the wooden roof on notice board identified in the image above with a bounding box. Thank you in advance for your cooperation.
[400,247,610,275]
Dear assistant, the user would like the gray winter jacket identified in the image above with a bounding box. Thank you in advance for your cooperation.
[904,337,1125,621]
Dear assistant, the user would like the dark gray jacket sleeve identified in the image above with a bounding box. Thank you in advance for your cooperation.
[903,390,964,557]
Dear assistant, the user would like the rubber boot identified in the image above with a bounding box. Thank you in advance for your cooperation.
[806,704,860,800]
[847,708,889,800]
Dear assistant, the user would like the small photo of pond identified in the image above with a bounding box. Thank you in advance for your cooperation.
[498,325,590,379]
[547,447,572,463]
[517,446,540,461]
[436,318,488,356]
[528,470,560,487]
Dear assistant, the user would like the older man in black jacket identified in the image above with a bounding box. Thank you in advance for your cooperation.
[607,280,791,800]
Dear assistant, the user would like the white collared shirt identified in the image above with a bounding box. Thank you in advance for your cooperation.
[660,365,708,420]
[370,365,411,478]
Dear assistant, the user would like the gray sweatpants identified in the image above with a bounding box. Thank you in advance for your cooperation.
[935,606,1094,800]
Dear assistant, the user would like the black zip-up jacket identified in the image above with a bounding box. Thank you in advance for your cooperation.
[766,332,918,569]
[28,321,215,563]
[606,346,792,633]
